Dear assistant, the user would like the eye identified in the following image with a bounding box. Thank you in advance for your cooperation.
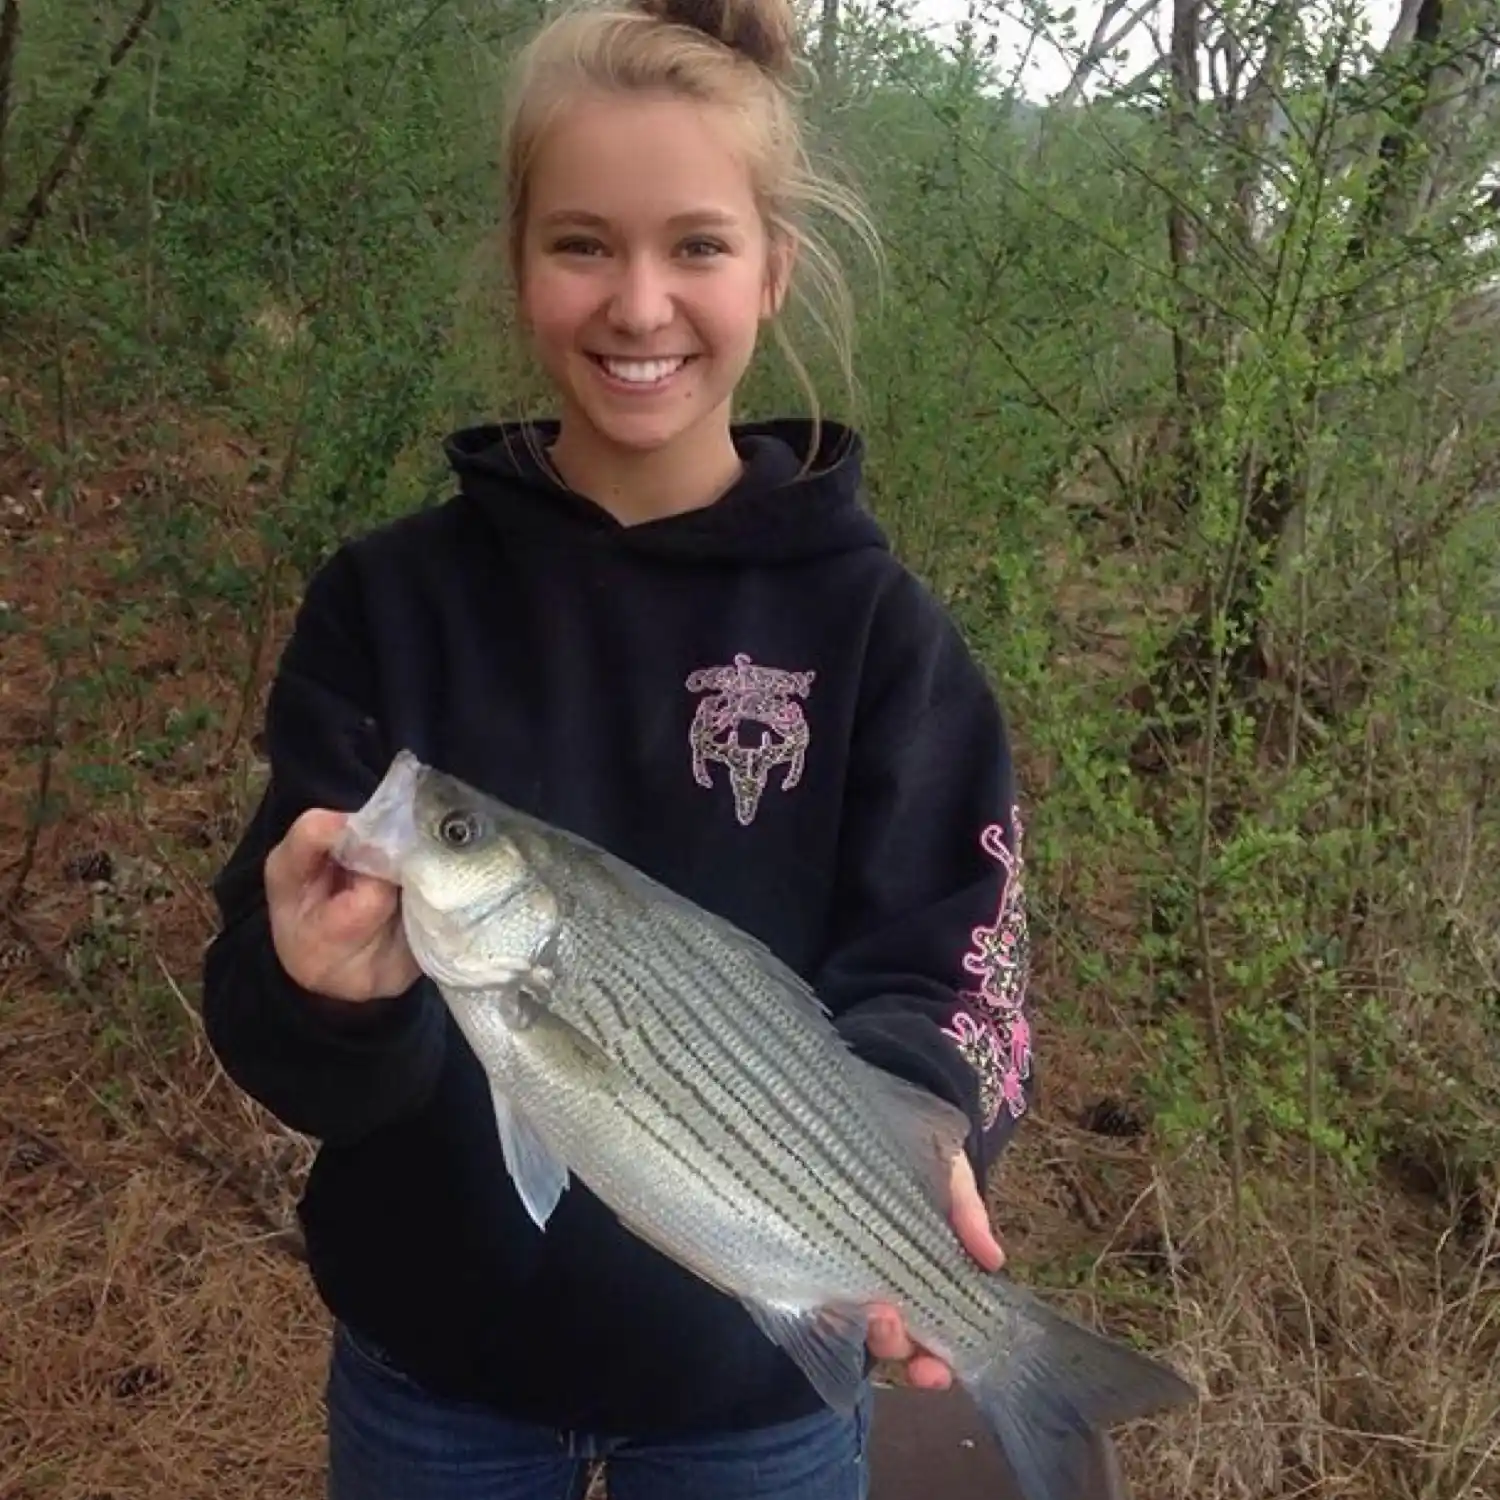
[551,235,606,257]
[681,237,728,259]
[438,811,483,848]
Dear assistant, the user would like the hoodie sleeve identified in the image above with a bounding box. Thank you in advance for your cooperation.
[815,579,1034,1192]
[200,548,448,1147]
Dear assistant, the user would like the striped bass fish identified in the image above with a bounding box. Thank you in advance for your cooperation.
[333,750,1195,1500]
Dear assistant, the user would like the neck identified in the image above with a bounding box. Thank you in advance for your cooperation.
[548,412,744,526]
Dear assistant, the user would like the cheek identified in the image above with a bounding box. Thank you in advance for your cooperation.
[714,268,775,349]
[518,268,594,350]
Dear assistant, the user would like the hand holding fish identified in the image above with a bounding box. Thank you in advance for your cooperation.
[865,1151,1004,1390]
[265,808,422,1002]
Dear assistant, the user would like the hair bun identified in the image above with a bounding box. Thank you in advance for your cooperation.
[639,0,799,79]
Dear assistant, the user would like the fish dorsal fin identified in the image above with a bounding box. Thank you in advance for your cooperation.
[739,1298,870,1415]
[856,1062,972,1216]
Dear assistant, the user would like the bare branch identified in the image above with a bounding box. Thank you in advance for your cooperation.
[1204,0,1247,112]
[3,0,160,252]
[1117,56,1164,96]
[1056,0,1160,109]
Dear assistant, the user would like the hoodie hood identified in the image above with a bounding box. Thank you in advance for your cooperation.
[442,417,889,565]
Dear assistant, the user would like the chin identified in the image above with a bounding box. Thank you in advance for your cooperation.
[576,409,701,456]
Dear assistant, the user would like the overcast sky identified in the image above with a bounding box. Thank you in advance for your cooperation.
[898,1,1405,99]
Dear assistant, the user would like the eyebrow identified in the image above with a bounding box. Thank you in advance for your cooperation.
[536,209,743,230]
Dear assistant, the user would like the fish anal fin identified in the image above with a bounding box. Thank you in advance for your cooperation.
[741,1298,869,1414]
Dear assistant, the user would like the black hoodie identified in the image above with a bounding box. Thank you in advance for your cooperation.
[202,418,1034,1438]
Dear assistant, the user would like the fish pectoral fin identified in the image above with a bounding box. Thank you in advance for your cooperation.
[492,974,550,1030]
[740,1298,869,1415]
[480,979,620,1230]
[420,949,534,992]
[492,982,620,1090]
[488,1083,571,1231]
[858,1062,973,1216]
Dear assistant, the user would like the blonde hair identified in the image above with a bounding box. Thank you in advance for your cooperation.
[497,0,880,445]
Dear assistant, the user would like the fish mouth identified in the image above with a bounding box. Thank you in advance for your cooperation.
[334,749,423,884]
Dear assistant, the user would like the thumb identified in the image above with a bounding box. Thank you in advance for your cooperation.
[950,1155,1004,1271]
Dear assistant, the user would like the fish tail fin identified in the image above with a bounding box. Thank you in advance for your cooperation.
[960,1287,1196,1500]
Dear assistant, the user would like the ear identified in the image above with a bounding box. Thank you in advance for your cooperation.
[761,230,798,320]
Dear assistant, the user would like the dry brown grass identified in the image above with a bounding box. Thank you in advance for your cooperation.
[1,1014,326,1499]
[1,396,326,1498]
[993,1068,1500,1500]
[2,395,1497,1500]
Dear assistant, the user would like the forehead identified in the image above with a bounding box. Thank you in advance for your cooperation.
[526,92,759,230]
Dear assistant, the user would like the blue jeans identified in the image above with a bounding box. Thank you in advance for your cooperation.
[326,1323,873,1500]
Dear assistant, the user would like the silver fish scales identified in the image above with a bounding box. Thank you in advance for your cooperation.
[335,751,1196,1500]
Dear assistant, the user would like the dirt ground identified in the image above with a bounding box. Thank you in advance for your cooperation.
[2,408,1496,1500]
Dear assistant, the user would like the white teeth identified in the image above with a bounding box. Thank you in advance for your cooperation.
[600,356,687,385]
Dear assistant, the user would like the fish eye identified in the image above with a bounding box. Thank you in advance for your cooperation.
[437,810,483,848]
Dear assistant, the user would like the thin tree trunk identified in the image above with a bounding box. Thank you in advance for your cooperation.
[1226,0,1298,243]
[0,0,20,210]
[818,0,837,84]
[1165,0,1203,513]
[4,0,158,251]
[1342,0,1450,267]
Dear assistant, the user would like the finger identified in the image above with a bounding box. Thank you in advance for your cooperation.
[904,1354,954,1391]
[267,810,349,895]
[949,1159,1005,1271]
[324,873,400,936]
[289,808,350,861]
[952,1194,1004,1270]
[865,1306,914,1362]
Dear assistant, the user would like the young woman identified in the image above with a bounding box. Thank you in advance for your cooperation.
[203,1,1033,1494]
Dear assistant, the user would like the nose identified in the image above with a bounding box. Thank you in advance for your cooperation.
[607,253,674,336]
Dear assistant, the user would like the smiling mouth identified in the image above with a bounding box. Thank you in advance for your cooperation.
[589,354,697,387]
